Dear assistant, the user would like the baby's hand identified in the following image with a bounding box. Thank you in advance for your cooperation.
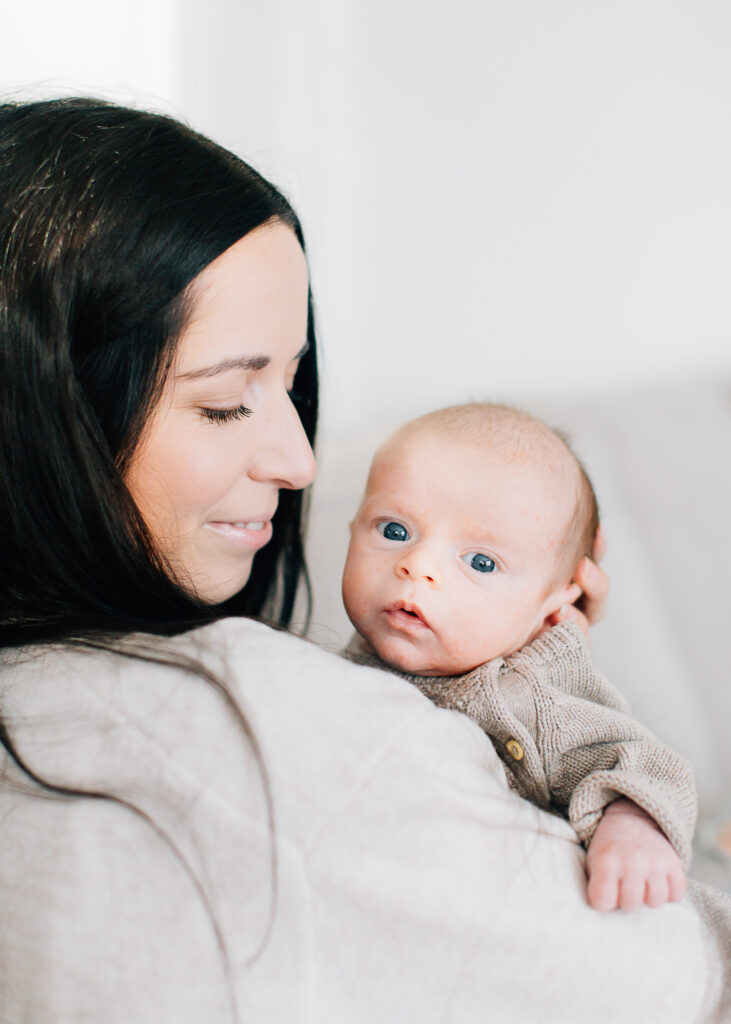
[585,797,687,911]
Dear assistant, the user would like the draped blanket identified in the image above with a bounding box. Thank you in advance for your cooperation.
[1,618,728,1022]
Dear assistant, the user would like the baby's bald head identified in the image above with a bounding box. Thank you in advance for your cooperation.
[371,403,599,590]
[345,403,600,673]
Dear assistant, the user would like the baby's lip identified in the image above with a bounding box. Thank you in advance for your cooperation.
[384,600,431,632]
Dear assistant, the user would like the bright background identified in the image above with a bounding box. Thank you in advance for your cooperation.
[3,1,730,876]
[4,1,731,431]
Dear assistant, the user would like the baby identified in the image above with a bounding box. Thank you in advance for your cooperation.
[342,403,696,912]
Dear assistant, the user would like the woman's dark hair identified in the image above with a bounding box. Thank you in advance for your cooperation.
[0,99,320,1017]
[0,97,319,648]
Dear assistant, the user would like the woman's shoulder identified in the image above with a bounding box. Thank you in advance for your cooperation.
[0,618,489,843]
[175,618,498,837]
[1,615,404,730]
[0,618,509,997]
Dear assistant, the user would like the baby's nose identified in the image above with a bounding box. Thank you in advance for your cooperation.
[395,547,442,587]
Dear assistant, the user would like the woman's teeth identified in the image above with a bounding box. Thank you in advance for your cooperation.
[233,522,265,530]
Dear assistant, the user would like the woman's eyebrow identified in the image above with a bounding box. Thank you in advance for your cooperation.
[175,342,309,382]
[175,355,270,381]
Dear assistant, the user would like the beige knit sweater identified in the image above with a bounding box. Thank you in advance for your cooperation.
[345,623,698,867]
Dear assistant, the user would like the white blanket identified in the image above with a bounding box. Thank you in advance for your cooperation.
[0,618,728,1022]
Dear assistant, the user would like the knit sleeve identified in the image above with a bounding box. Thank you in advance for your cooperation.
[505,625,698,867]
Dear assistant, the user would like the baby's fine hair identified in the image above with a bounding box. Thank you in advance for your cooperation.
[392,403,600,586]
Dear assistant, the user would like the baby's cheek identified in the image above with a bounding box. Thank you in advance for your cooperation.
[446,607,507,669]
[341,560,374,631]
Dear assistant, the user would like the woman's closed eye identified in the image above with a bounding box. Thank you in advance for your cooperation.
[200,404,253,424]
[377,520,410,542]
[463,552,497,574]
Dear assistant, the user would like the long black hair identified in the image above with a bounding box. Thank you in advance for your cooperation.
[0,98,320,1016]
[0,97,319,648]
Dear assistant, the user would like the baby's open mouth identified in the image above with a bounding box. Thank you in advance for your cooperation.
[385,602,430,632]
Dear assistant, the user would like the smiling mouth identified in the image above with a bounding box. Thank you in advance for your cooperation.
[205,520,274,550]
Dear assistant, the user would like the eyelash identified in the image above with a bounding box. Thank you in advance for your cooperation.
[200,404,253,425]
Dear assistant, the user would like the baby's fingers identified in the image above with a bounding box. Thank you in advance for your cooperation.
[645,874,670,908]
[586,861,620,911]
[668,867,687,903]
[592,524,607,564]
[644,865,688,908]
[618,873,646,912]
[551,603,591,641]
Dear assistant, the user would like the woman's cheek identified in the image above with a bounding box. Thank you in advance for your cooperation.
[179,431,240,509]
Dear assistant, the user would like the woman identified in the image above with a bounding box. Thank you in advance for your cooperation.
[0,99,727,1023]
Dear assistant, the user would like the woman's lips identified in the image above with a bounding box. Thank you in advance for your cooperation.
[205,519,273,550]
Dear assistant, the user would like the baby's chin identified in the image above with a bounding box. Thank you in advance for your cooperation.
[370,634,479,678]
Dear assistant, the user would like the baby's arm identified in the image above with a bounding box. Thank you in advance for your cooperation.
[585,797,687,911]
[347,623,697,912]
[504,625,696,910]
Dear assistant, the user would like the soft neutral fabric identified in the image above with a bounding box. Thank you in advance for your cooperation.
[345,623,698,866]
[0,618,728,1023]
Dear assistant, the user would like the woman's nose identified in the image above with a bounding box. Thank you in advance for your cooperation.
[249,393,317,490]
[396,546,442,587]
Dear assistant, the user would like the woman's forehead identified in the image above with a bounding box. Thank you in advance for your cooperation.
[173,223,308,374]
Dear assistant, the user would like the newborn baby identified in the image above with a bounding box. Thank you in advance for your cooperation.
[342,403,695,912]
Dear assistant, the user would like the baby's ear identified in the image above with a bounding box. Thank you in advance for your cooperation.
[539,581,583,629]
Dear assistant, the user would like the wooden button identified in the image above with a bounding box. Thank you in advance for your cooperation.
[505,738,524,761]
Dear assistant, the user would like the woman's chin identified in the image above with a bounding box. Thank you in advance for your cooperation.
[173,561,253,606]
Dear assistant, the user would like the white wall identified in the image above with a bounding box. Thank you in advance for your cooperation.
[175,0,731,434]
[4,1,730,434]
[0,1,178,111]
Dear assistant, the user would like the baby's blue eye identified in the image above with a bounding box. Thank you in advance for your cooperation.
[463,552,497,574]
[378,521,410,542]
